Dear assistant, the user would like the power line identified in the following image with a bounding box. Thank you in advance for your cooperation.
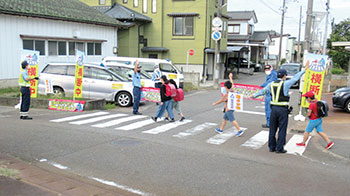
[259,0,282,15]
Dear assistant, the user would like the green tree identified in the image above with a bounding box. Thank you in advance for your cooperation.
[328,19,350,72]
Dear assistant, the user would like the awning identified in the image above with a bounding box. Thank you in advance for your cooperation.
[227,46,248,52]
[167,13,199,17]
[141,47,169,52]
[204,48,233,54]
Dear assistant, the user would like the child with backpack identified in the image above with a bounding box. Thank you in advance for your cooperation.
[165,79,185,121]
[212,73,244,136]
[296,91,334,150]
[151,75,175,122]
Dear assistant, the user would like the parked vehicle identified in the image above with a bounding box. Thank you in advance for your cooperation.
[38,63,134,107]
[103,62,155,88]
[227,57,262,72]
[102,56,184,88]
[332,87,350,113]
[280,63,302,88]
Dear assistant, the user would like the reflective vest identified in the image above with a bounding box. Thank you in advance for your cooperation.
[270,80,289,106]
[18,72,30,87]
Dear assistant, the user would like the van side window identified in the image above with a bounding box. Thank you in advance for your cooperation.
[138,62,155,72]
[159,63,176,73]
[43,65,67,75]
[91,68,113,80]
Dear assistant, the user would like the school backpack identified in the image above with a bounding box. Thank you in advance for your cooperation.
[165,84,177,98]
[174,88,184,102]
[316,100,329,117]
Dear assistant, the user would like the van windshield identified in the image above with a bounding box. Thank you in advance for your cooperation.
[138,62,155,72]
[159,63,178,73]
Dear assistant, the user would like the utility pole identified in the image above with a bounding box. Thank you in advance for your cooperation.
[213,0,222,88]
[322,0,330,55]
[304,0,314,52]
[277,0,286,68]
[297,6,302,63]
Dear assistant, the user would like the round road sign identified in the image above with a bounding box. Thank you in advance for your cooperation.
[212,17,223,27]
[188,49,195,56]
[211,31,222,41]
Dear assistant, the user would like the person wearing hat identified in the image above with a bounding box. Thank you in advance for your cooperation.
[296,91,334,150]
[18,60,38,120]
[259,65,277,128]
[152,64,162,89]
[132,60,142,115]
[251,62,310,153]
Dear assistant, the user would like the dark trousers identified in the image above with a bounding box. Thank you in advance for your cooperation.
[155,82,162,89]
[133,87,141,113]
[269,105,289,152]
[20,87,30,115]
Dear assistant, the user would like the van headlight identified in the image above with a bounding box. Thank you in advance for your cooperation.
[334,92,345,97]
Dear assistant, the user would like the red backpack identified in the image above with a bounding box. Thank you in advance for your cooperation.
[174,88,184,102]
[165,84,177,98]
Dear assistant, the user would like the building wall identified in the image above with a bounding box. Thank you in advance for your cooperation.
[269,36,289,60]
[118,26,139,57]
[0,14,118,80]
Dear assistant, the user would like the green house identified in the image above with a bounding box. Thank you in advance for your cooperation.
[80,0,230,80]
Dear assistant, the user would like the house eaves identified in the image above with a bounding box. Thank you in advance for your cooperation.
[105,3,152,23]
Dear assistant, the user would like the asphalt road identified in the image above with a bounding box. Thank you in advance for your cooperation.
[0,72,349,196]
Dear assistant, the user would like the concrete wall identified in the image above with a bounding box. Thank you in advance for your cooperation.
[183,72,201,87]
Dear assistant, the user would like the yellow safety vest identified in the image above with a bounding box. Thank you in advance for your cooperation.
[270,81,289,106]
[18,72,30,87]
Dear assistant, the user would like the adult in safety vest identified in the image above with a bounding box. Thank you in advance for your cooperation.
[18,61,38,120]
[260,65,277,128]
[252,63,310,153]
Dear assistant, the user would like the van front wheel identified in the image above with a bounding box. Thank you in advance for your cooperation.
[116,92,132,107]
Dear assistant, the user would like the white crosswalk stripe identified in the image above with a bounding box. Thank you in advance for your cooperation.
[92,115,147,128]
[116,118,164,131]
[142,119,192,135]
[173,122,217,138]
[241,131,269,149]
[50,112,109,123]
[285,135,311,155]
[70,114,128,125]
[206,127,247,145]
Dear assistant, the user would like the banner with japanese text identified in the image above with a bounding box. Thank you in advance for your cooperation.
[227,92,243,111]
[74,50,84,99]
[48,99,85,112]
[21,50,39,98]
[301,53,328,108]
[221,83,263,101]
[141,87,161,103]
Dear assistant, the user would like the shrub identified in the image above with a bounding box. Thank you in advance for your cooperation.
[330,67,345,75]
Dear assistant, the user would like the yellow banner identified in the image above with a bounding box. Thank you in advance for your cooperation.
[74,50,84,98]
[21,50,40,98]
[301,53,328,108]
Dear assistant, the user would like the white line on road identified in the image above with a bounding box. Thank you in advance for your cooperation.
[241,130,269,149]
[116,118,155,130]
[50,112,109,123]
[142,119,192,134]
[255,106,265,109]
[69,114,127,125]
[285,134,311,155]
[92,115,147,128]
[90,177,148,196]
[173,122,217,138]
[39,159,69,170]
[206,127,247,145]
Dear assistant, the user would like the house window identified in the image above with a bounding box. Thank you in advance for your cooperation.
[69,42,75,55]
[48,41,58,56]
[23,40,45,55]
[99,0,106,5]
[143,0,148,13]
[248,24,253,35]
[149,54,158,59]
[58,42,67,55]
[87,43,102,56]
[228,24,240,34]
[173,17,194,36]
[68,42,85,55]
[134,0,138,7]
[76,42,85,53]
[152,0,156,13]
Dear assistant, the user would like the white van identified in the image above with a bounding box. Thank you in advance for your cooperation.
[102,56,184,88]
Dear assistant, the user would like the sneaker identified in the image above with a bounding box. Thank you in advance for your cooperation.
[164,117,169,121]
[325,141,334,150]
[296,142,306,147]
[169,118,175,122]
[261,124,269,128]
[151,117,157,122]
[215,128,223,134]
[179,117,185,122]
[235,130,244,137]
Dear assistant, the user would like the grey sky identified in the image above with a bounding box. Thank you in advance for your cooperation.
[228,0,350,40]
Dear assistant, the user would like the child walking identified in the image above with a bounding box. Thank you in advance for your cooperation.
[212,73,244,137]
[165,79,185,121]
[296,91,334,149]
[151,75,175,122]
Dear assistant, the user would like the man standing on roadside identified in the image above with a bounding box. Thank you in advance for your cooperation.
[252,62,309,153]
[260,65,277,128]
[132,60,142,115]
[18,60,38,120]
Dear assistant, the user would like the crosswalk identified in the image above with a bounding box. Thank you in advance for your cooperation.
[50,112,311,155]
